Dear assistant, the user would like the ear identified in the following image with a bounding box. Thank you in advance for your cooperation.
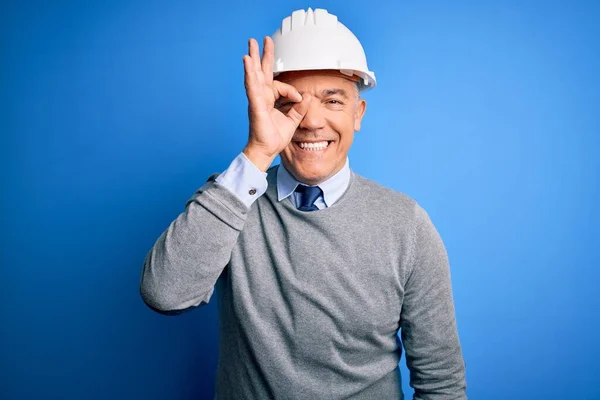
[353,99,367,131]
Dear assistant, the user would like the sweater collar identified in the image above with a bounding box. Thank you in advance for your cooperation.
[276,158,351,208]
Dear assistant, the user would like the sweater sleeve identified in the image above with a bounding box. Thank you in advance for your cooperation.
[139,175,250,314]
[400,204,467,399]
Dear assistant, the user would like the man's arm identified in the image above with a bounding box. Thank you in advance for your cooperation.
[140,36,309,315]
[400,204,467,399]
[139,153,266,314]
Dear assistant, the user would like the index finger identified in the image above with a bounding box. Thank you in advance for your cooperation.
[273,80,302,103]
[261,36,274,85]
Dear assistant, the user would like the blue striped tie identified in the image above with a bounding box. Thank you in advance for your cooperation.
[294,185,322,211]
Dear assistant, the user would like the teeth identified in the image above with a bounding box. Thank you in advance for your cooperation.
[298,141,329,151]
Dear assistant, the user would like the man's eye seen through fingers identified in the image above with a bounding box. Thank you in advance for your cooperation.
[275,99,294,110]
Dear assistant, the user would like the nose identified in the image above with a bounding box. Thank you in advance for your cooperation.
[298,97,325,131]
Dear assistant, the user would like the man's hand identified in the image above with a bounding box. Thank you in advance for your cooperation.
[242,37,311,171]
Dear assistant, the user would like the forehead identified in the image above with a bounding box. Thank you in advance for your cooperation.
[275,70,358,94]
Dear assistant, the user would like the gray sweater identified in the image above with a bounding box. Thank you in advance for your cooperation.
[140,167,467,399]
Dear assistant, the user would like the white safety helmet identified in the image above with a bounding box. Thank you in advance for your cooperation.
[271,8,376,90]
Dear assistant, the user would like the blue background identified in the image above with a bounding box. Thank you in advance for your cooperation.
[2,0,599,399]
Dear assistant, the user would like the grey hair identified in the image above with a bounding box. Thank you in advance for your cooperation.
[353,81,361,99]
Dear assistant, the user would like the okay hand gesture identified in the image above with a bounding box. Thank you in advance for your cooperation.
[242,37,311,171]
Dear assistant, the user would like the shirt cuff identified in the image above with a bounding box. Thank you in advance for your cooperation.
[215,152,268,208]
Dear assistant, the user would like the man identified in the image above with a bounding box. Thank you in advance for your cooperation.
[140,8,467,400]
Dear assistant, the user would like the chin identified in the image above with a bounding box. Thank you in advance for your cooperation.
[298,174,326,185]
[290,164,334,185]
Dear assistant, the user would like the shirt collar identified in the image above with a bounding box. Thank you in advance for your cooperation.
[277,158,351,207]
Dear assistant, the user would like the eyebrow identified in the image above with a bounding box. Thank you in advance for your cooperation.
[318,88,349,99]
[294,88,349,99]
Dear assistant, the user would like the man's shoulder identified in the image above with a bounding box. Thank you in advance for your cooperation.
[351,171,417,211]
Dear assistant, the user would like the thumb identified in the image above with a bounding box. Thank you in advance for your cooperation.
[285,93,311,126]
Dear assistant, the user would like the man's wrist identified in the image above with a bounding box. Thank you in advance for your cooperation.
[215,152,268,208]
[242,145,276,172]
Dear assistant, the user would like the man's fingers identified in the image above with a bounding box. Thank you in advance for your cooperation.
[261,36,274,85]
[286,93,311,126]
[244,54,266,112]
[245,38,287,113]
[273,81,302,102]
[248,38,262,73]
[243,54,257,91]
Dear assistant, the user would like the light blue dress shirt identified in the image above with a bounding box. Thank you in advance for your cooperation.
[215,152,351,209]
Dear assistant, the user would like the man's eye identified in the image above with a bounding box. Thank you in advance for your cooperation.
[276,102,292,109]
[326,99,344,106]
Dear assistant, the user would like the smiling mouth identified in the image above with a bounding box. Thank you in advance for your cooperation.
[294,140,333,151]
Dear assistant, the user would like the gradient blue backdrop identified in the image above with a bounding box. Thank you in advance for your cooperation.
[2,1,599,399]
